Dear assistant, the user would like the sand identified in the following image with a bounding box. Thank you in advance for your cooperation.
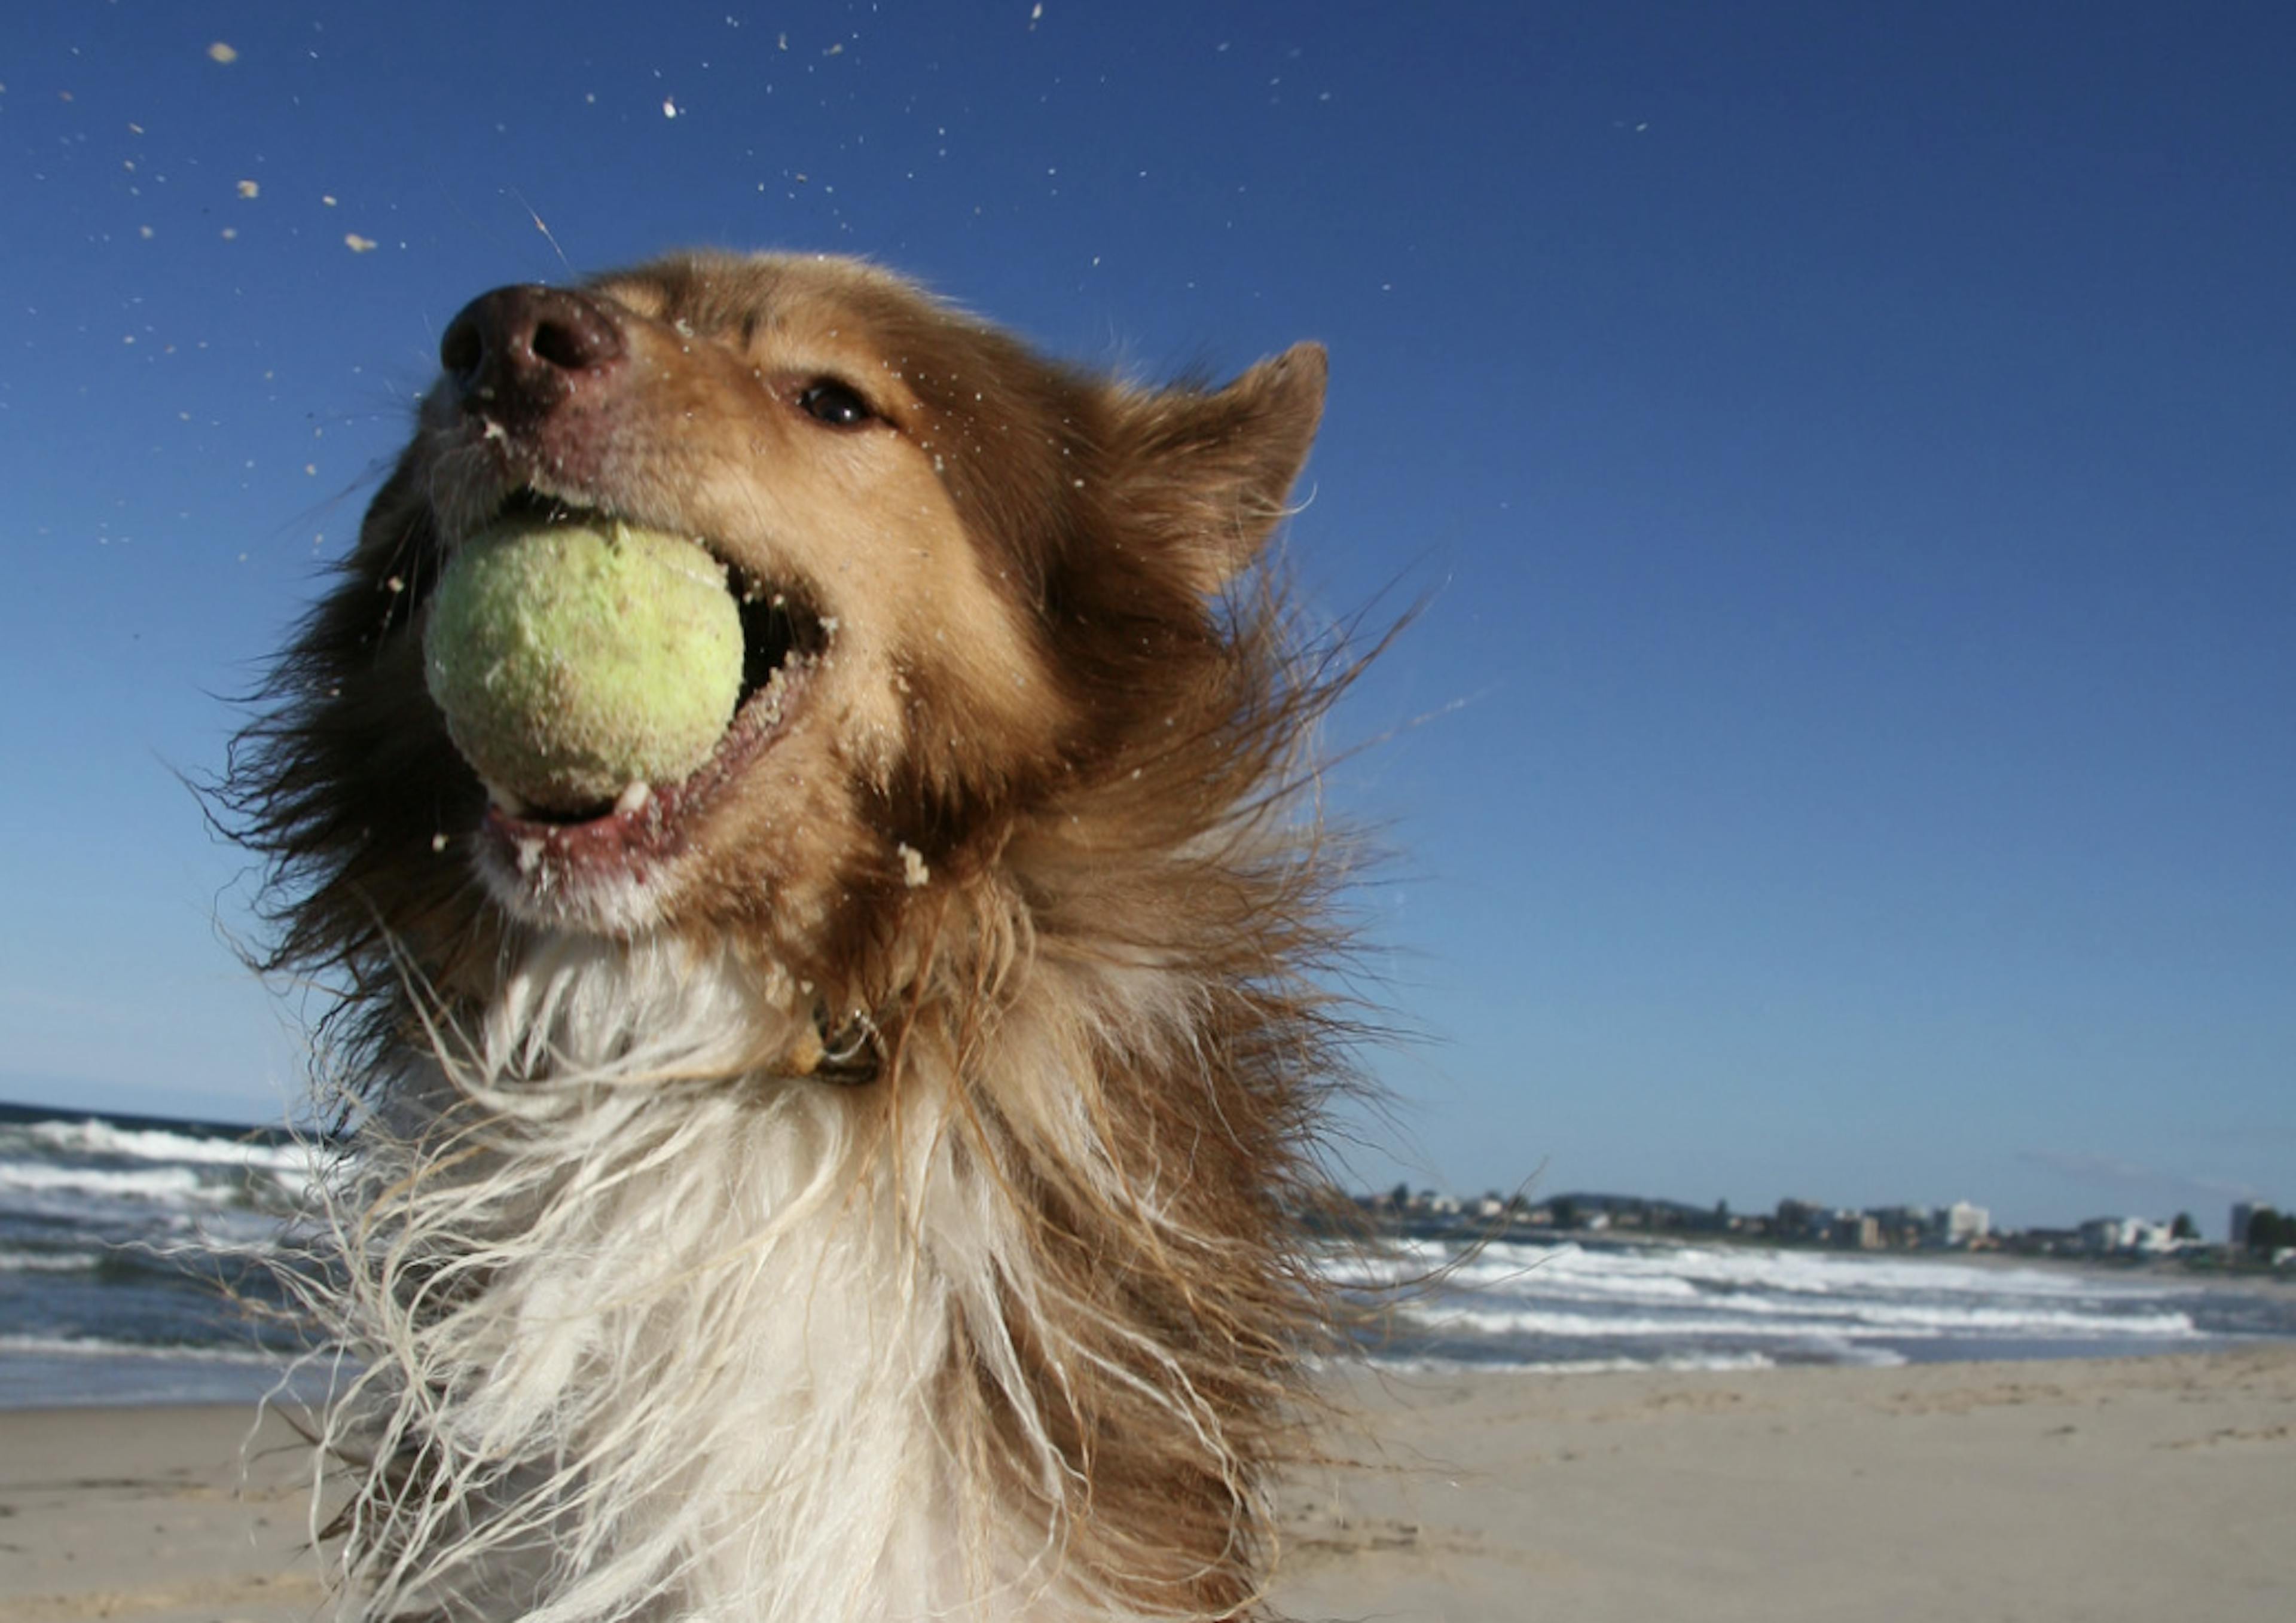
[2,1349,2291,1621]
[0,1404,320,1623]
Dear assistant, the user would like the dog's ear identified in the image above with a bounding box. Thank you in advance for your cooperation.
[1107,342,1327,592]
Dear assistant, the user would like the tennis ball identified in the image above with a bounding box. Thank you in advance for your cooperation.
[423,519,744,812]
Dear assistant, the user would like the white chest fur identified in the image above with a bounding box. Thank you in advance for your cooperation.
[312,936,1156,1623]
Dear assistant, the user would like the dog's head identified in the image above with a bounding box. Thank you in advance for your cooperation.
[241,253,1324,1009]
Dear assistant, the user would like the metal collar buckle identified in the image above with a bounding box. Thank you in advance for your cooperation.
[808,1006,884,1085]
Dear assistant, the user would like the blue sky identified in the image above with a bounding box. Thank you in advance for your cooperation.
[4,2,2290,1233]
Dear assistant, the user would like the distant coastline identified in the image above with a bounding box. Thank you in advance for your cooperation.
[7,1099,2292,1409]
[1334,1182,2296,1278]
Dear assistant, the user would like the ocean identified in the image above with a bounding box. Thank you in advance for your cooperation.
[4,1101,2291,1407]
[1335,1229,2296,1371]
[0,1102,326,1408]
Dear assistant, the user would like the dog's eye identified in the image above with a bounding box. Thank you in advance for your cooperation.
[797,380,877,429]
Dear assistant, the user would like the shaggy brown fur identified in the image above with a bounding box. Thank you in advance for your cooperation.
[224,251,1370,1621]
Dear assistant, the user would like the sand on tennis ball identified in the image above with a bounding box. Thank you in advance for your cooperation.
[423,520,744,812]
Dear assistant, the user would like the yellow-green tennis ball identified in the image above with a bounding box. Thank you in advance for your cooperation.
[423,520,743,812]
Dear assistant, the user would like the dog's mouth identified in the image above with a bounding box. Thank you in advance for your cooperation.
[457,494,831,885]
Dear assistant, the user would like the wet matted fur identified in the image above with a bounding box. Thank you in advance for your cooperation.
[224,252,1373,1622]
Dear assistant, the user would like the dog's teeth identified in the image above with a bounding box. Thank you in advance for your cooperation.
[614,781,652,816]
[483,778,530,817]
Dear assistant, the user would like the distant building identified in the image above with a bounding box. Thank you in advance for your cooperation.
[2080,1215,2175,1256]
[1858,1202,1987,1249]
[1869,1205,1931,1248]
[1942,1202,1991,1245]
[2231,1202,2257,1249]
[1775,1199,1822,1242]
[2130,1219,2176,1255]
[1826,1211,1882,1250]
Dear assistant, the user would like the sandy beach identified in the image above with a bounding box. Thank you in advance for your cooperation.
[2,1348,2290,1622]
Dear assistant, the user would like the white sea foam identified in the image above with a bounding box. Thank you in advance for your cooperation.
[1363,1237,2182,1301]
[0,1332,290,1365]
[0,1162,230,1203]
[1364,1349,1793,1377]
[0,1248,108,1273]
[0,1162,222,1203]
[1405,1303,2197,1342]
[1326,1235,2225,1370]
[0,1119,317,1224]
[25,1117,305,1172]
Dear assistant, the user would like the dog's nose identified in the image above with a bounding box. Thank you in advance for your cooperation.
[438,285,627,426]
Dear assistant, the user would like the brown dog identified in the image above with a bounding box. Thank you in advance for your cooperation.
[230,252,1361,1622]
